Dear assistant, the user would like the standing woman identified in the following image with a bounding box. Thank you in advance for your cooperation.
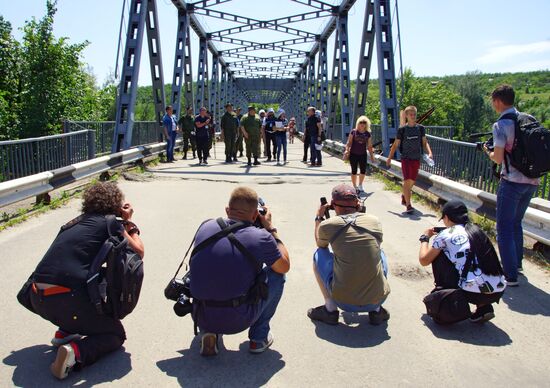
[343,115,376,194]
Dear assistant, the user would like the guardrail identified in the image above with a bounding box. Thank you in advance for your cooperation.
[0,130,95,183]
[0,139,178,208]
[322,139,550,246]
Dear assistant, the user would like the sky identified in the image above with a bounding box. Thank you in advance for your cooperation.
[1,0,550,87]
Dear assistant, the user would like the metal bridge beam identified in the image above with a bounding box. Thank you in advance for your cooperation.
[374,0,399,155]
[337,12,352,141]
[210,54,219,116]
[327,29,340,141]
[353,0,375,123]
[195,37,208,109]
[113,0,149,152]
[170,9,193,118]
[317,39,329,114]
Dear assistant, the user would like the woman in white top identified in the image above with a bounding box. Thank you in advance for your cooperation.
[419,200,506,323]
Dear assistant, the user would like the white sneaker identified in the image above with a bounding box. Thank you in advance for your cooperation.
[50,344,76,380]
[357,185,364,193]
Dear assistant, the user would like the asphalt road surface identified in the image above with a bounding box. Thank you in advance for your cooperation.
[1,141,549,387]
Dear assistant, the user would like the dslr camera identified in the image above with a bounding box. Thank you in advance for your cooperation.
[475,137,494,152]
[164,272,193,317]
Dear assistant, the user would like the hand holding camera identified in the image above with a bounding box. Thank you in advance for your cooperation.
[120,203,134,220]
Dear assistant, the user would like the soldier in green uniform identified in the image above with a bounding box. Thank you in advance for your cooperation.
[220,103,239,163]
[177,106,196,159]
[240,106,263,166]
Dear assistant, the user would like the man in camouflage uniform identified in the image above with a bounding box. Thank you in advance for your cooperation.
[220,103,239,163]
[235,107,244,158]
[178,106,196,159]
[240,106,262,166]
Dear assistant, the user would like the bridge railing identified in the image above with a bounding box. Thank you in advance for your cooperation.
[65,121,161,155]
[0,121,162,182]
[0,130,95,182]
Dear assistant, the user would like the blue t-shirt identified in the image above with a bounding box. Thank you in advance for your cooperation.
[190,219,281,334]
[264,116,277,134]
[194,115,210,138]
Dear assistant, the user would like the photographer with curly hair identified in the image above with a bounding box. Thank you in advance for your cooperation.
[27,182,143,380]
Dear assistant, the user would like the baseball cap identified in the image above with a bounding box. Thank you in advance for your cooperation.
[259,109,266,114]
[331,184,358,202]
[267,108,274,113]
[440,200,469,224]
[247,105,255,111]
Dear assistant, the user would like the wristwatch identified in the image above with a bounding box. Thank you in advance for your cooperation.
[419,234,430,243]
[315,216,325,222]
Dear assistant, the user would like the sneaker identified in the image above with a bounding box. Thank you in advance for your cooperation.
[470,305,495,323]
[51,330,81,347]
[249,332,274,354]
[307,305,339,325]
[368,306,390,325]
[253,160,261,165]
[357,185,364,193]
[401,195,406,206]
[200,333,218,357]
[203,160,208,165]
[406,205,415,214]
[506,278,519,287]
[50,344,76,380]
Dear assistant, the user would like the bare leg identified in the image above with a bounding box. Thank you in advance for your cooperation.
[358,173,366,187]
[351,174,357,188]
[403,179,415,206]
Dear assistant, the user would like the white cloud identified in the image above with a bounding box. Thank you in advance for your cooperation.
[476,40,550,65]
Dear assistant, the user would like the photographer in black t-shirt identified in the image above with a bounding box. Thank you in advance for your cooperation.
[28,182,144,380]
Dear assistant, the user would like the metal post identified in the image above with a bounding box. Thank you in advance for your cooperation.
[145,0,166,138]
[317,39,328,114]
[210,54,219,116]
[196,37,207,109]
[112,0,148,152]
[170,9,191,119]
[328,29,340,140]
[353,0,375,123]
[337,12,352,142]
[374,0,399,155]
[87,129,96,160]
[307,55,316,108]
[220,64,227,109]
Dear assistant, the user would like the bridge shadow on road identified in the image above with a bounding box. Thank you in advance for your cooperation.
[156,335,285,387]
[420,315,512,347]
[3,344,132,387]
[311,314,390,348]
[501,275,550,316]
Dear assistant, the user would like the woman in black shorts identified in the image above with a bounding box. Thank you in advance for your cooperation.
[343,115,376,194]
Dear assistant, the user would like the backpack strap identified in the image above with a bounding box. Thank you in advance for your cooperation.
[499,111,519,175]
[86,215,126,315]
[329,214,382,246]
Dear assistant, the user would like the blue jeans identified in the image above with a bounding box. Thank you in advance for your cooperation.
[275,134,287,161]
[309,136,322,164]
[496,179,537,280]
[166,131,177,161]
[248,268,286,342]
[313,248,388,312]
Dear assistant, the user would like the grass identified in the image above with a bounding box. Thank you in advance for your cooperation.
[0,190,77,232]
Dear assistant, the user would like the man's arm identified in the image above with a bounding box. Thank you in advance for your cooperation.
[258,208,290,274]
[314,203,331,247]
[486,146,504,164]
[422,136,433,159]
[386,139,400,166]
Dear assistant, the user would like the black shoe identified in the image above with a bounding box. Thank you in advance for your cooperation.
[192,153,196,159]
[182,155,187,160]
[368,306,390,325]
[470,305,495,323]
[203,160,208,165]
[239,152,243,157]
[225,158,231,163]
[307,305,338,325]
[247,158,252,166]
[253,159,261,165]
[266,158,272,162]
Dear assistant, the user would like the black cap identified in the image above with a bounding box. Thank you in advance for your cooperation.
[225,102,233,108]
[440,200,469,224]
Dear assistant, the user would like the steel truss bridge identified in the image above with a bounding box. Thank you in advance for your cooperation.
[113,0,400,155]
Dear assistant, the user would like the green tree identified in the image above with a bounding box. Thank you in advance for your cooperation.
[0,17,22,139]
[19,0,89,137]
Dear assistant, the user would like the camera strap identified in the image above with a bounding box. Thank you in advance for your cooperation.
[171,219,210,279]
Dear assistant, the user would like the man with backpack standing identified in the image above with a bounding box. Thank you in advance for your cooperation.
[386,105,433,214]
[485,84,542,286]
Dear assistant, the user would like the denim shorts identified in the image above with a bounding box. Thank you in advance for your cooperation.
[313,248,388,313]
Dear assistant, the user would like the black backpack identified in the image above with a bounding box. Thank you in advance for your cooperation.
[423,288,471,325]
[85,215,144,320]
[501,112,550,178]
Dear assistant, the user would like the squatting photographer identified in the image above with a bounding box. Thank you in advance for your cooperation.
[168,186,290,357]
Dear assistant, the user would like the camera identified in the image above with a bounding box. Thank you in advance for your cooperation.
[254,197,267,227]
[478,281,494,294]
[475,137,494,152]
[320,197,332,219]
[164,272,193,317]
[433,226,446,233]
